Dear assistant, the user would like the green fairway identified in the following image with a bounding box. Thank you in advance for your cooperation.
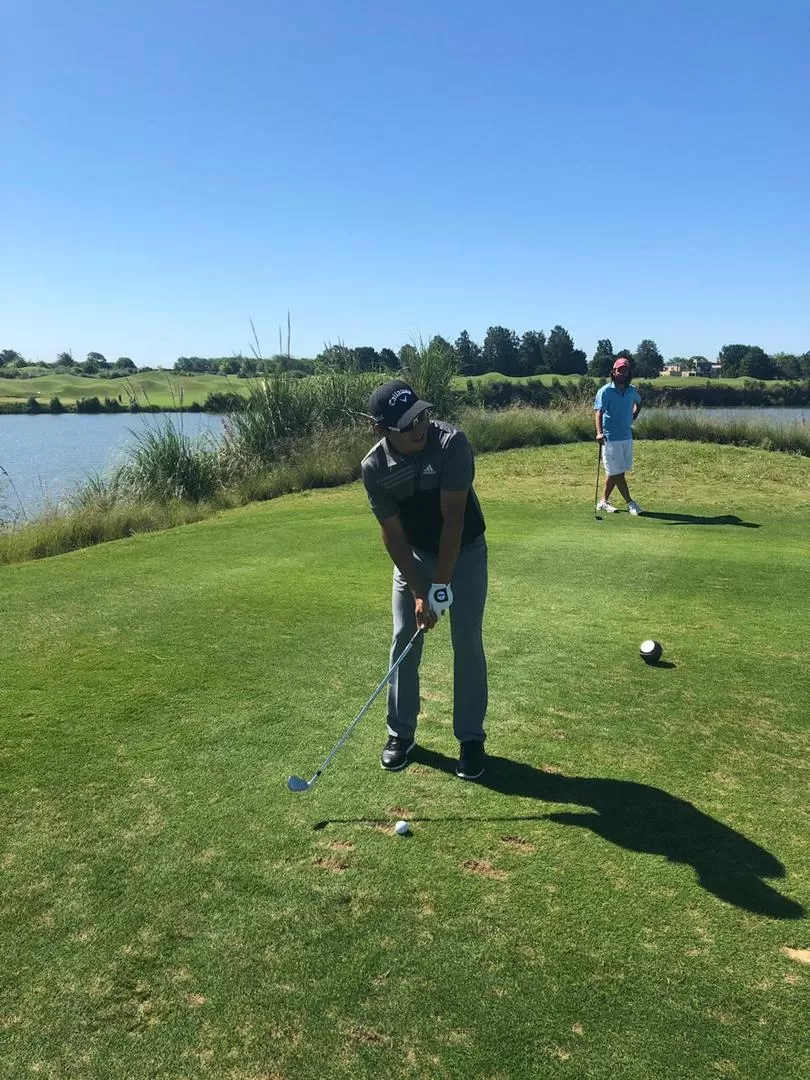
[1,442,808,1079]
[0,372,242,410]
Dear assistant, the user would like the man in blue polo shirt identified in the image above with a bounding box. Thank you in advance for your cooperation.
[594,357,644,514]
[361,379,488,781]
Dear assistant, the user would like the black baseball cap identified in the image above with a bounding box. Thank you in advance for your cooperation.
[367,380,433,431]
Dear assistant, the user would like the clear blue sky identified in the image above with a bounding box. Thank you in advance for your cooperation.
[3,0,809,367]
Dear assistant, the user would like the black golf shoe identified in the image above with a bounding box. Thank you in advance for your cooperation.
[456,740,485,780]
[380,735,415,771]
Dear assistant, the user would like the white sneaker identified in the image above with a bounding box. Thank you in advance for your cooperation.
[627,500,643,516]
[596,500,618,513]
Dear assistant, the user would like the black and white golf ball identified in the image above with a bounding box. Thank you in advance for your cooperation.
[639,639,663,664]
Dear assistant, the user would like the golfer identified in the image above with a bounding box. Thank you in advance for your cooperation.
[594,357,644,515]
[361,379,488,780]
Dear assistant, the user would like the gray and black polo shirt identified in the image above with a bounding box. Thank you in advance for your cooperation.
[361,420,486,554]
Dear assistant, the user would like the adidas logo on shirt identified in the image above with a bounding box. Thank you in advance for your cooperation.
[422,464,437,475]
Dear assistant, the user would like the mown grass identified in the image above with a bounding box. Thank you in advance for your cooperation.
[1,442,808,1079]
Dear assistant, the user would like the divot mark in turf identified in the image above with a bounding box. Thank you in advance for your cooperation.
[440,1029,471,1046]
[313,856,349,873]
[344,1023,392,1047]
[325,840,355,852]
[572,1023,584,1035]
[270,1024,302,1047]
[781,946,810,965]
[500,835,535,853]
[710,1011,733,1024]
[461,859,509,880]
[549,1046,571,1060]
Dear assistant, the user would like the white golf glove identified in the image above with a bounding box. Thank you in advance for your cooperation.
[428,582,453,617]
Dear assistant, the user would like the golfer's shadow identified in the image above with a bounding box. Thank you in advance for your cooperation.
[642,511,760,528]
[411,748,803,920]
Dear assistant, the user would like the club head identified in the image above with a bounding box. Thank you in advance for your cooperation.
[287,775,310,793]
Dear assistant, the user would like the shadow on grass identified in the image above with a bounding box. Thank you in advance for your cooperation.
[317,749,803,920]
[642,511,761,528]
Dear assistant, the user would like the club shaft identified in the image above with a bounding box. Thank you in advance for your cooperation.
[593,440,602,518]
[307,627,423,785]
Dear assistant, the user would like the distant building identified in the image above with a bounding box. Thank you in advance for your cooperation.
[692,358,723,378]
[663,362,686,376]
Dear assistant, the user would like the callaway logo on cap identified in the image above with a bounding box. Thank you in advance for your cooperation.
[368,379,434,431]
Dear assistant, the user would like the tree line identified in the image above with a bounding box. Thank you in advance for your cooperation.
[2,332,809,381]
[171,331,810,381]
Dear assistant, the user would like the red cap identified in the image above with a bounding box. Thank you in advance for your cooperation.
[613,358,631,371]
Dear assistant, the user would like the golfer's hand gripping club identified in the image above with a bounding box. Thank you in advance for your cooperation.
[428,582,453,617]
[414,595,438,631]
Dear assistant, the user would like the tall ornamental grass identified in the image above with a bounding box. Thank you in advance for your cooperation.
[116,416,223,502]
[460,404,594,452]
[0,500,210,563]
[636,410,810,456]
[400,337,460,420]
[220,371,382,475]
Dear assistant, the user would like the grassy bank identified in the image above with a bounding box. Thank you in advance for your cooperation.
[1,443,808,1078]
[3,406,810,565]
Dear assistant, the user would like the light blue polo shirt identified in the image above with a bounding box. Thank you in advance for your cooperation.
[594,382,641,442]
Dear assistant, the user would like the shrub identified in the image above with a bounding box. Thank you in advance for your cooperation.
[399,337,459,420]
[115,417,223,502]
[204,391,248,412]
[220,372,380,473]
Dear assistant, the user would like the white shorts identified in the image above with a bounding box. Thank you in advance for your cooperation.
[602,438,633,476]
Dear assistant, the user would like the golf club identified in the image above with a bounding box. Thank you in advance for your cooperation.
[594,440,603,521]
[287,626,424,793]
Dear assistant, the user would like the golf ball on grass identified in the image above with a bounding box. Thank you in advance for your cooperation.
[639,639,663,664]
[394,820,410,836]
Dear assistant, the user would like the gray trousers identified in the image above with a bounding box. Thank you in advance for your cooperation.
[387,535,488,744]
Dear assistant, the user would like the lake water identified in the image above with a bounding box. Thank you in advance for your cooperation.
[1,407,806,520]
[0,412,223,520]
